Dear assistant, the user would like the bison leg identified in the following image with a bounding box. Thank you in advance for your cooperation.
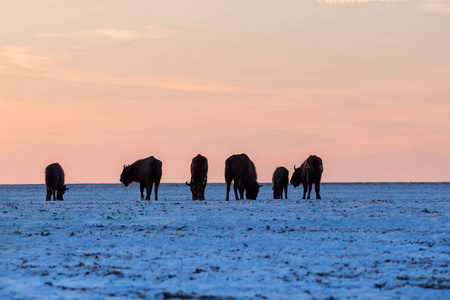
[285,185,288,200]
[46,188,52,201]
[307,183,313,199]
[154,182,159,201]
[194,185,200,200]
[235,184,241,200]
[275,186,281,199]
[145,182,153,200]
[198,184,204,200]
[197,186,202,200]
[199,187,204,200]
[226,180,232,201]
[201,181,206,200]
[302,183,307,199]
[315,183,321,200]
[140,183,145,199]
[52,189,57,201]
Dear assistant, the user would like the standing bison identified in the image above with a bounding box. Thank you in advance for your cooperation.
[186,154,208,200]
[45,163,68,201]
[225,154,262,200]
[120,156,162,200]
[272,167,289,199]
[290,155,323,200]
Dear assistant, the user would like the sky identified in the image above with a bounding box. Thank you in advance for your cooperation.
[1,0,449,184]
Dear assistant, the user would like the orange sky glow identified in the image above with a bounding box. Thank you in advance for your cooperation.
[1,1,449,184]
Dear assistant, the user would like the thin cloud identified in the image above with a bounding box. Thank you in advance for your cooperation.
[0,46,265,94]
[0,47,56,70]
[418,0,450,15]
[317,0,450,15]
[37,26,168,40]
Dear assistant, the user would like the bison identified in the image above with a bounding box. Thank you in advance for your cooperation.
[186,154,208,200]
[290,155,323,200]
[120,156,162,200]
[45,163,68,201]
[225,154,262,200]
[272,167,289,199]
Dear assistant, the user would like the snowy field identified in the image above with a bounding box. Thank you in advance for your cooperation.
[0,183,449,299]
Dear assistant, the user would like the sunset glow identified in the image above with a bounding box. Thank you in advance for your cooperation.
[1,1,449,184]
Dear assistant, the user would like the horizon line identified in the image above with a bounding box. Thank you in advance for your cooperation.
[1,181,448,186]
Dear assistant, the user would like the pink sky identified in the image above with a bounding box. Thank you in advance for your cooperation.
[1,1,449,184]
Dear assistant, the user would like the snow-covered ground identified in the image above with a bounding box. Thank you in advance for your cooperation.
[0,183,449,299]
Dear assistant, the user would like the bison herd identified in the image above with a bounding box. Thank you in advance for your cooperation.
[45,154,323,201]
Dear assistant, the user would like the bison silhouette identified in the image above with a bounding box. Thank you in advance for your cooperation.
[120,156,162,200]
[186,154,208,200]
[45,163,69,201]
[272,167,289,199]
[225,154,262,200]
[290,155,323,200]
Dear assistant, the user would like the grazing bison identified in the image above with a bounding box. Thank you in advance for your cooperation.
[45,163,68,201]
[290,155,323,200]
[225,154,262,200]
[120,156,162,200]
[272,167,289,199]
[186,154,208,200]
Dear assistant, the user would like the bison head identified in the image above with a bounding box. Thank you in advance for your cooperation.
[56,184,69,200]
[290,165,303,187]
[120,165,132,187]
[246,181,262,200]
[273,182,281,199]
[186,181,199,200]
